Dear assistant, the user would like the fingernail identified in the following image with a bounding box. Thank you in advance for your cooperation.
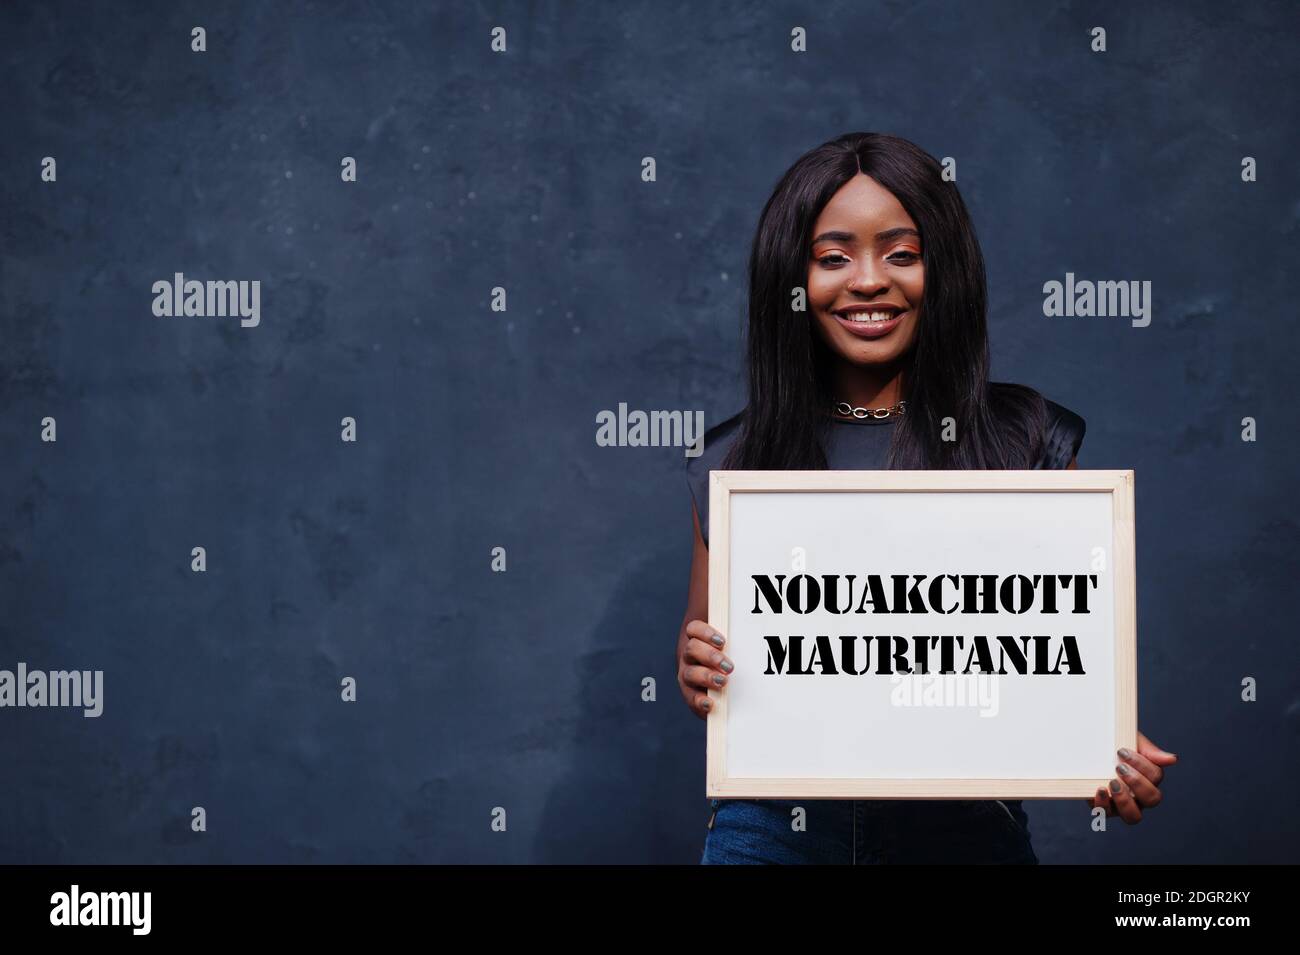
[1108,779,1122,794]
[700,698,711,710]
[1117,747,1132,759]
[712,674,726,687]
[1116,763,1132,776]
[720,659,734,673]
[709,630,725,647]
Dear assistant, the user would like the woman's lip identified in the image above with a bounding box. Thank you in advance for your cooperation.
[833,310,905,339]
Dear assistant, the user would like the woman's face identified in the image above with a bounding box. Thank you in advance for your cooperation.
[807,173,924,367]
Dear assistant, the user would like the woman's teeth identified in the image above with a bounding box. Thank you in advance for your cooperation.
[841,311,898,323]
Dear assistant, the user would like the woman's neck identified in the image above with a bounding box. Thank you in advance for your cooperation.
[827,357,908,408]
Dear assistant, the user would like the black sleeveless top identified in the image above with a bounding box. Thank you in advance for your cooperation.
[685,395,1086,549]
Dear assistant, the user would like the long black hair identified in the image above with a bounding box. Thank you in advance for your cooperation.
[721,132,1047,471]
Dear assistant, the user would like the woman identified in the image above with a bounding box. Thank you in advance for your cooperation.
[678,132,1176,864]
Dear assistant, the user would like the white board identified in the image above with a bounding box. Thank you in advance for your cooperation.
[706,470,1136,799]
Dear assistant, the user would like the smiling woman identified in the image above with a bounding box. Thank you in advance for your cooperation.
[810,193,924,356]
[717,133,1059,475]
[674,132,1176,863]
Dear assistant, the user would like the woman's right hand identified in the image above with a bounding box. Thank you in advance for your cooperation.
[678,619,734,719]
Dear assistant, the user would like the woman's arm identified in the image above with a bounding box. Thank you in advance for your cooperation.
[1067,452,1179,822]
[676,502,732,719]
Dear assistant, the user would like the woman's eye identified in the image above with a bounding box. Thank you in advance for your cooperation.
[817,250,918,267]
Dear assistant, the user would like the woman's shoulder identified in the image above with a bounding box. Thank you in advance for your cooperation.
[988,382,1086,468]
[683,411,745,538]
[1041,396,1086,449]
[684,410,745,478]
[1042,398,1086,468]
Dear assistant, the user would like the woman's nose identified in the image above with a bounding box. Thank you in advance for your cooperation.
[846,262,889,295]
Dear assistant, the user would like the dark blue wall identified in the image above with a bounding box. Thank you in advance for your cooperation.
[2,0,1296,863]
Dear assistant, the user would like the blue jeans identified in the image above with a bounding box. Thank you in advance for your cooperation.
[701,798,1038,864]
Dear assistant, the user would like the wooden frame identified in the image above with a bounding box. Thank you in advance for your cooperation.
[706,469,1137,799]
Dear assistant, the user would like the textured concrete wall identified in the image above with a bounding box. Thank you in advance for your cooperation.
[1,0,1296,863]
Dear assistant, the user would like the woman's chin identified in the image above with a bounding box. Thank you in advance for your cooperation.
[831,336,914,367]
[816,318,916,367]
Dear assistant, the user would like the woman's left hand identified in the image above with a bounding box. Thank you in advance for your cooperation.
[1086,731,1177,825]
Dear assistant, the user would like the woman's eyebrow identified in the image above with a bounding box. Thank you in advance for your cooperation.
[810,227,920,245]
